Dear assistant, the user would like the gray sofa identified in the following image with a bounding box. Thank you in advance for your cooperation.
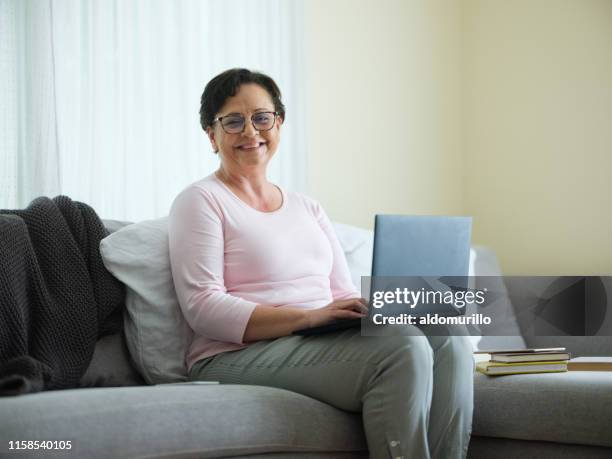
[1,224,611,458]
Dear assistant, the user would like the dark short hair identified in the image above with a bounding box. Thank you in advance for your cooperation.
[199,68,286,131]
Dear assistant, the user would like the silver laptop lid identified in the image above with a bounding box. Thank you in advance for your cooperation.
[372,215,472,277]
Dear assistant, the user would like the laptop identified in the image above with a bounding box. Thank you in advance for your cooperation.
[293,215,473,335]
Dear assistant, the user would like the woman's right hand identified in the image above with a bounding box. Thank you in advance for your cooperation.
[305,298,369,328]
[244,298,369,342]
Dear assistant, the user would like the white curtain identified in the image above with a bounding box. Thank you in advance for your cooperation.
[0,0,306,221]
[1,0,61,208]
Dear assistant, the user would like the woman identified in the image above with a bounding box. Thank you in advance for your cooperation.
[168,68,473,459]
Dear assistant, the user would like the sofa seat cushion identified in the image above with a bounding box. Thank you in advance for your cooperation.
[473,371,612,447]
[0,384,366,459]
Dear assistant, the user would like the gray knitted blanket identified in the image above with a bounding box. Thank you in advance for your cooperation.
[0,196,125,396]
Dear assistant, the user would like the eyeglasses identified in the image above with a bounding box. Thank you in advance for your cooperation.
[213,111,278,134]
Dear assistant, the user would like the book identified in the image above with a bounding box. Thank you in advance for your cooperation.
[476,360,568,376]
[474,347,566,355]
[567,357,612,371]
[490,352,570,363]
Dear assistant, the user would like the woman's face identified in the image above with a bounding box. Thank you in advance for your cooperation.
[207,83,282,171]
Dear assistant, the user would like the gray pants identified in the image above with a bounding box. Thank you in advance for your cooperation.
[189,325,474,459]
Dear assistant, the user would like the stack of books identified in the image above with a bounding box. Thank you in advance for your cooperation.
[475,347,570,376]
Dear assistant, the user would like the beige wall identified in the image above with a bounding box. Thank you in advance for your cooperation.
[305,0,612,275]
[463,0,612,274]
[304,0,464,230]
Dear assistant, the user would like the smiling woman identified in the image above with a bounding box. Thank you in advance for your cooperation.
[167,68,474,459]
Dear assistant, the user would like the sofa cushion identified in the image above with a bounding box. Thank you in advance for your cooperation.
[332,222,374,291]
[468,246,527,352]
[102,218,132,234]
[0,385,366,459]
[524,336,612,357]
[468,436,612,459]
[100,217,193,384]
[473,371,612,447]
[79,332,145,387]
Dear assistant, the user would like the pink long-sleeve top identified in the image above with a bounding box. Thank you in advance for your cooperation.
[168,174,360,372]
